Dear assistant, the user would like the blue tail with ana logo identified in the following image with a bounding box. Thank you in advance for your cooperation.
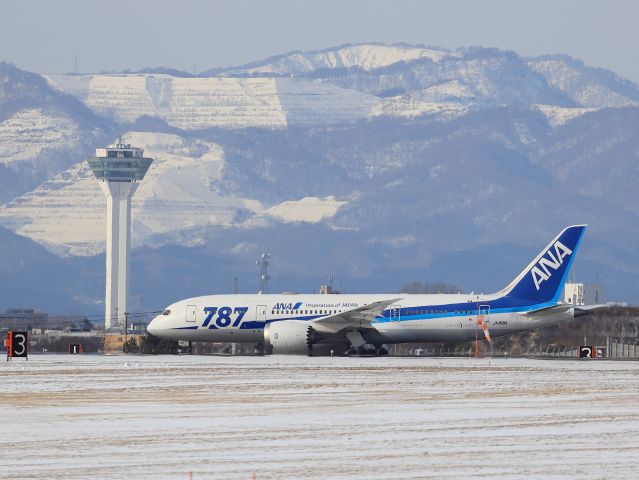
[499,225,587,304]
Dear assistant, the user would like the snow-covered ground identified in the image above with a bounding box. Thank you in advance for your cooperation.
[1,355,638,479]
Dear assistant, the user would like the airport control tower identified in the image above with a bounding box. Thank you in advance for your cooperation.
[88,143,153,329]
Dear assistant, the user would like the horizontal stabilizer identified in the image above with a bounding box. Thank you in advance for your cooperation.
[521,304,572,317]
[522,303,606,318]
[572,304,607,317]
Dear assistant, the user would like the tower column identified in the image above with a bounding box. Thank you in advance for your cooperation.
[88,143,153,330]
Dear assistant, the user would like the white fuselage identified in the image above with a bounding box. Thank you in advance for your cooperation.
[147,292,572,344]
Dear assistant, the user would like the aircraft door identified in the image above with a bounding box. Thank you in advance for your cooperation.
[389,305,401,322]
[478,304,490,325]
[186,304,197,323]
[256,305,267,324]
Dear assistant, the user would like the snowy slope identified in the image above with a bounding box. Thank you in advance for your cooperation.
[0,109,79,165]
[372,81,477,119]
[44,75,381,129]
[527,55,639,107]
[533,104,598,126]
[0,159,105,256]
[266,196,347,222]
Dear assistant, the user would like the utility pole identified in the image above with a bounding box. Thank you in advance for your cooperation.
[124,311,129,351]
[233,275,239,294]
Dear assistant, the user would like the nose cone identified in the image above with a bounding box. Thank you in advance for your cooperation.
[147,315,163,336]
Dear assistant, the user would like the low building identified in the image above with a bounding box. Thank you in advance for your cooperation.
[564,283,605,306]
[319,284,341,294]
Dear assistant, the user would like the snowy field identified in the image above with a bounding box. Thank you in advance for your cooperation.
[1,355,638,480]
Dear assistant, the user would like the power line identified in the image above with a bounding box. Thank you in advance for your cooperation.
[0,310,163,325]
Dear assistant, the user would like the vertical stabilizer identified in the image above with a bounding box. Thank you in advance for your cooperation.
[499,225,587,303]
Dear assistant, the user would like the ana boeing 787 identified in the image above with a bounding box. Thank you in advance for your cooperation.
[148,225,599,355]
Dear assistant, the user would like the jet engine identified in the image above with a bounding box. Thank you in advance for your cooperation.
[264,321,318,354]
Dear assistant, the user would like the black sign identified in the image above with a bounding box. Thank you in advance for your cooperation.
[69,344,82,354]
[9,331,28,359]
[579,345,596,358]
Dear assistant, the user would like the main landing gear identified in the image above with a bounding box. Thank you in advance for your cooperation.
[345,344,389,356]
[346,331,388,357]
[345,330,389,356]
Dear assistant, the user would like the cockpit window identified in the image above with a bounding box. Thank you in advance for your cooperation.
[162,309,171,315]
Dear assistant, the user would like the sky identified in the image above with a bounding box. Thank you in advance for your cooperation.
[1,0,638,82]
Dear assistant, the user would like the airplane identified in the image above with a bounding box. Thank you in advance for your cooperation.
[147,225,601,355]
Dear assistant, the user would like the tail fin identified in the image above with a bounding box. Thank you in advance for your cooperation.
[499,225,587,303]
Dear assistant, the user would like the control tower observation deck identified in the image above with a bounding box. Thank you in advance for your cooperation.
[88,143,153,330]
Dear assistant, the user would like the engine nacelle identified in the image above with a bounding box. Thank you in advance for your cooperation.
[264,320,313,355]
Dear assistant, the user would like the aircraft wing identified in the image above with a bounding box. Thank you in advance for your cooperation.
[311,298,403,334]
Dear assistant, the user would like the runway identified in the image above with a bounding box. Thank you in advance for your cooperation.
[1,355,638,479]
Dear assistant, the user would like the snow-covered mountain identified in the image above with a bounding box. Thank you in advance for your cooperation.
[0,44,638,312]
[212,44,639,109]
